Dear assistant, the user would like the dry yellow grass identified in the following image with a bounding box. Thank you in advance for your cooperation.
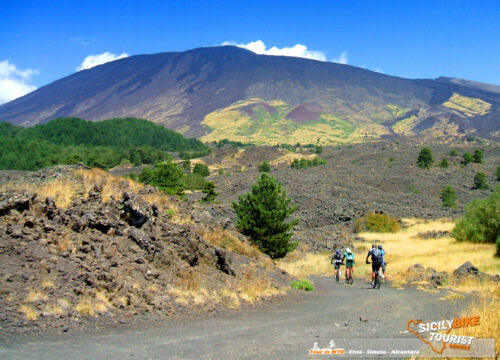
[26,290,48,303]
[41,303,65,316]
[455,286,500,357]
[201,227,264,260]
[19,304,39,320]
[442,92,492,116]
[0,178,77,208]
[41,278,55,289]
[356,218,500,283]
[276,251,334,278]
[74,298,94,316]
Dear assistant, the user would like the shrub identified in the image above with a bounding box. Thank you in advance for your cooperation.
[417,147,433,169]
[182,160,191,172]
[139,160,185,195]
[496,166,500,181]
[439,158,449,168]
[193,163,210,177]
[128,172,137,181]
[314,145,323,154]
[291,279,314,291]
[462,152,474,166]
[258,160,271,173]
[290,157,327,169]
[232,173,299,259]
[218,168,224,175]
[452,185,499,252]
[201,181,218,202]
[473,170,489,190]
[183,173,207,191]
[355,213,401,233]
[440,184,457,208]
[473,149,484,164]
[450,149,459,157]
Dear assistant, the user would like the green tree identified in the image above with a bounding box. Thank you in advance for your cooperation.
[450,149,459,157]
[462,152,474,166]
[258,160,271,173]
[314,145,323,154]
[417,147,434,169]
[473,149,484,163]
[183,159,191,173]
[140,160,185,195]
[473,170,489,190]
[452,185,499,256]
[232,173,299,259]
[193,162,210,177]
[440,185,457,208]
[201,181,218,202]
[439,158,449,168]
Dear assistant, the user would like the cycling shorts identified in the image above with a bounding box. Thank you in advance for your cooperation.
[372,260,382,272]
[334,260,342,269]
[346,260,354,267]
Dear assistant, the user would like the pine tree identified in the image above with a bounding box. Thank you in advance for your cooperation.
[258,160,271,173]
[201,181,218,202]
[473,170,489,190]
[473,149,484,163]
[193,162,210,177]
[440,185,457,208]
[232,173,299,259]
[417,147,434,169]
[439,158,449,168]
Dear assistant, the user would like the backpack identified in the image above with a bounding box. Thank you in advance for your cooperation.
[371,248,383,262]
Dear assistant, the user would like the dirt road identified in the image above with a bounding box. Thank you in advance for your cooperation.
[0,276,468,359]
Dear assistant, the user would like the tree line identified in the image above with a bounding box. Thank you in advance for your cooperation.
[0,118,211,170]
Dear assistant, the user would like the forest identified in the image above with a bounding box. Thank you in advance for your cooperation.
[0,117,211,170]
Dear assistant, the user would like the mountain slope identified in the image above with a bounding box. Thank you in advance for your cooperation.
[1,46,499,144]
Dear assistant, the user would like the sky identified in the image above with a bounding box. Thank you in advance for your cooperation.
[1,0,499,104]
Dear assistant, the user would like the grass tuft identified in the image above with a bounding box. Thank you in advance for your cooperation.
[291,279,314,291]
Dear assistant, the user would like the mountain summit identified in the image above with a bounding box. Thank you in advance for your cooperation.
[1,46,499,144]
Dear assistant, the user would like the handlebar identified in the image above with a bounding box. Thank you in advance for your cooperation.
[366,261,371,264]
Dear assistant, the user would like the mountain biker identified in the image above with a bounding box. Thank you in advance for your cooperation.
[343,248,355,281]
[366,244,383,287]
[378,244,387,280]
[331,249,343,278]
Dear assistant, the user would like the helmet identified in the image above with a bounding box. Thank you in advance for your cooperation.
[372,244,376,249]
[336,249,341,254]
[378,245,383,250]
[345,248,352,254]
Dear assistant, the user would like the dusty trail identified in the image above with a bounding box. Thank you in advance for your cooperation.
[0,276,467,360]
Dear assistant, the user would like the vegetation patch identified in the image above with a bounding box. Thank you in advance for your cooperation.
[442,93,492,116]
[290,279,314,291]
[354,213,401,233]
[0,117,209,171]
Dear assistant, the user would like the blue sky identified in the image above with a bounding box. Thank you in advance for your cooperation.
[1,0,499,104]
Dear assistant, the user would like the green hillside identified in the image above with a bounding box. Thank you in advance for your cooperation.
[0,118,210,171]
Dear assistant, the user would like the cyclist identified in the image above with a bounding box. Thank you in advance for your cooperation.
[378,244,387,280]
[343,248,355,282]
[331,249,343,279]
[366,244,383,287]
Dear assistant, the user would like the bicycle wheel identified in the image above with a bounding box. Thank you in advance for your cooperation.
[335,270,339,282]
[349,275,353,285]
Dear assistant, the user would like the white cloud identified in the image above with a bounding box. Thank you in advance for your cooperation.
[222,40,348,65]
[332,51,348,65]
[0,60,38,105]
[77,52,129,71]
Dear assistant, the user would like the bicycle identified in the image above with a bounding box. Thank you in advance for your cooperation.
[334,262,342,282]
[373,267,381,289]
[366,261,382,289]
[345,264,353,285]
